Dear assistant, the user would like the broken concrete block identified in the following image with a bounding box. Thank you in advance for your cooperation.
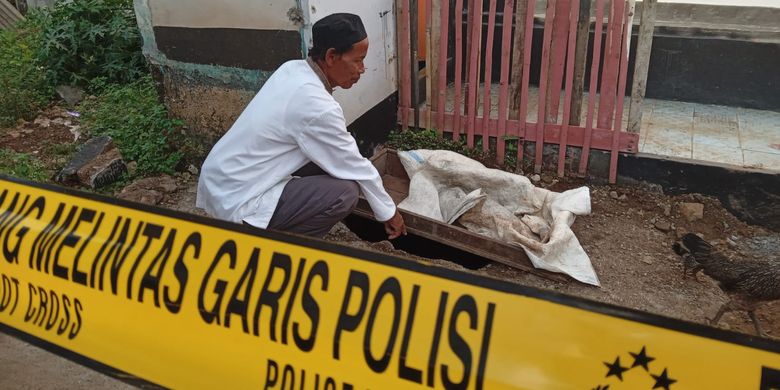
[117,175,179,205]
[679,202,704,222]
[120,175,178,195]
[118,188,164,205]
[56,136,127,188]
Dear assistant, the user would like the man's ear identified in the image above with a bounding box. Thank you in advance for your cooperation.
[324,48,338,66]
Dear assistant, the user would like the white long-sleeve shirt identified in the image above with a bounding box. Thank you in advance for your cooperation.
[196,59,396,228]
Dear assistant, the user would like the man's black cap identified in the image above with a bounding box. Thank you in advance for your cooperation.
[312,13,367,51]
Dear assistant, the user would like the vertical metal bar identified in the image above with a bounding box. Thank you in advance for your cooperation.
[609,0,635,183]
[628,0,657,133]
[426,0,435,130]
[545,0,571,124]
[535,0,557,174]
[437,0,451,135]
[557,0,581,177]
[481,0,498,154]
[453,0,465,140]
[411,0,421,129]
[496,0,515,164]
[466,0,483,147]
[569,0,592,126]
[399,0,413,130]
[578,0,605,175]
[517,0,537,169]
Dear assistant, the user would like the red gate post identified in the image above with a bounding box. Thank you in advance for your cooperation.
[481,0,498,153]
[557,0,582,177]
[535,0,558,173]
[578,0,606,176]
[496,0,516,164]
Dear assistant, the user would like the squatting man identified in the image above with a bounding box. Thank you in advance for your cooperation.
[197,13,406,239]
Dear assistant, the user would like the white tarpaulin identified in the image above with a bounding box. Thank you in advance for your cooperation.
[396,150,599,286]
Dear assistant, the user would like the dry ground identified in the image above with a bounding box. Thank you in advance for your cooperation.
[1,107,778,388]
[160,169,780,339]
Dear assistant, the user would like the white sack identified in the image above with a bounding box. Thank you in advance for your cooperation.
[397,150,599,286]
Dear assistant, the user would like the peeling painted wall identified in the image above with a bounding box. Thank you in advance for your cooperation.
[133,0,305,140]
[150,0,300,30]
[134,0,399,143]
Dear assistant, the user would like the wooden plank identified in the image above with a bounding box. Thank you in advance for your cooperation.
[597,0,625,130]
[358,150,568,281]
[400,108,642,152]
[609,0,635,183]
[496,0,516,164]
[569,0,591,126]
[579,0,606,175]
[426,0,435,130]
[545,0,571,125]
[557,0,581,177]
[411,0,421,129]
[463,0,474,118]
[466,0,484,147]
[628,0,657,133]
[453,0,465,140]
[534,0,558,174]
[436,0,451,135]
[517,0,537,168]
[480,0,498,153]
[380,175,412,203]
[509,0,528,121]
[354,203,567,281]
[398,0,413,131]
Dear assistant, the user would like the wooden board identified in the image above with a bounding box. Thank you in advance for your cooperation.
[352,149,567,282]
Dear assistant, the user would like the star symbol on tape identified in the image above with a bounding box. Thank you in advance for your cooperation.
[604,357,629,381]
[629,346,655,371]
[651,368,677,390]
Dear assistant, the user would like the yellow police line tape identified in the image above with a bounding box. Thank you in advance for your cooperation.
[0,176,778,389]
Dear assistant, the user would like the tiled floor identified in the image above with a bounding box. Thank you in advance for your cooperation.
[430,85,780,172]
[640,99,780,171]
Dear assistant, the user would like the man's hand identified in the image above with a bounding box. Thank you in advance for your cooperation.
[384,210,407,240]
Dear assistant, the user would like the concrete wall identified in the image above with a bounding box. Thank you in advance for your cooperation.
[150,0,299,30]
[134,0,304,142]
[135,0,399,153]
[305,0,398,126]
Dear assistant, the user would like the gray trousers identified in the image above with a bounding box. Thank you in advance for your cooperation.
[253,164,359,238]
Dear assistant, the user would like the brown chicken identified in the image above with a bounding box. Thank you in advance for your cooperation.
[673,233,780,337]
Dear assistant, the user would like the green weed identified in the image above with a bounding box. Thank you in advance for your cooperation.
[0,20,52,126]
[0,149,50,182]
[386,128,538,172]
[29,0,146,87]
[79,76,183,176]
[387,128,496,165]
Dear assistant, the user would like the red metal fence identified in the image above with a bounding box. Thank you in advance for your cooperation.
[396,0,643,182]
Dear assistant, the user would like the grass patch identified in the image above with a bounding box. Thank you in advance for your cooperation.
[29,0,146,88]
[0,149,49,182]
[79,76,183,176]
[0,20,52,127]
[387,128,496,164]
[387,129,537,172]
